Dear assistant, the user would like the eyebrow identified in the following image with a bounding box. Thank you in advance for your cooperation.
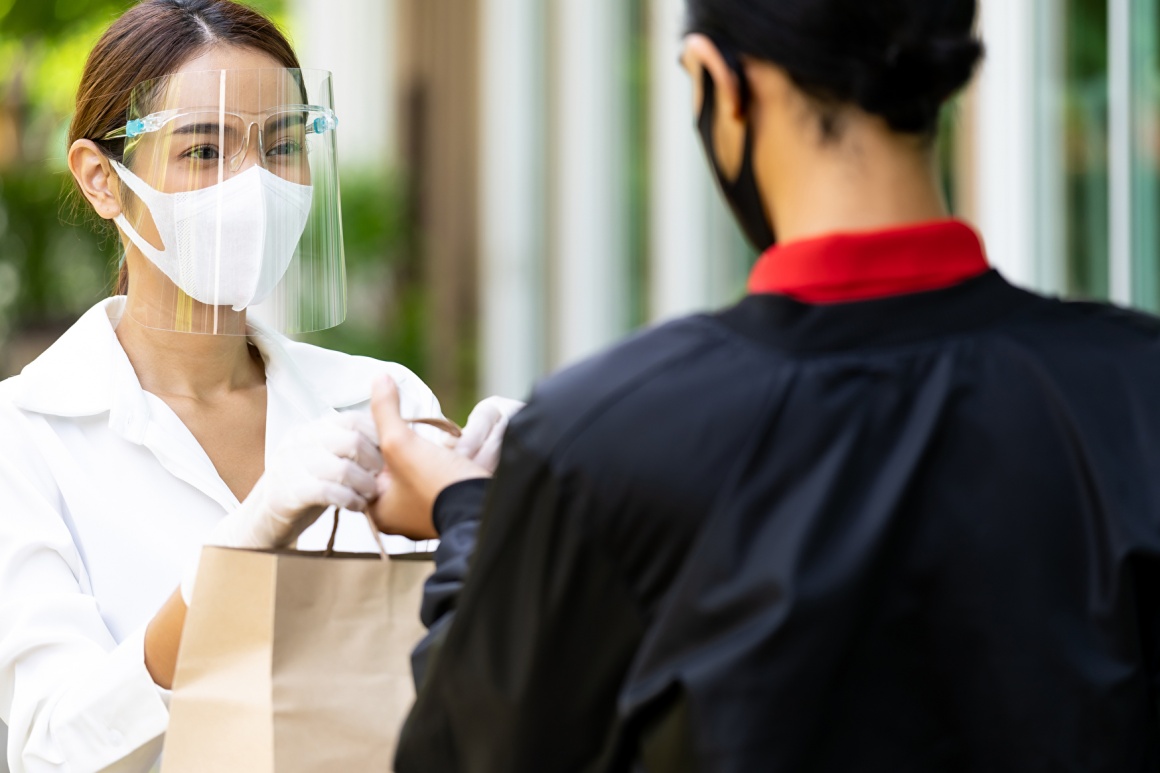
[266,112,308,133]
[170,122,240,137]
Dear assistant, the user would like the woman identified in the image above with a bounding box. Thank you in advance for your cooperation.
[369,0,1160,770]
[0,1,512,770]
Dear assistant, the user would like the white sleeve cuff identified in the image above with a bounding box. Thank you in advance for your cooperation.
[43,626,168,772]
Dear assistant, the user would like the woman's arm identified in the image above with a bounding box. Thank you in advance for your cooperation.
[0,410,169,772]
[144,590,187,690]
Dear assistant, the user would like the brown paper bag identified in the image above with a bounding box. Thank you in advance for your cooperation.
[161,515,432,772]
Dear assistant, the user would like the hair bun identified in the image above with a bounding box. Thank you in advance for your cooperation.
[687,0,984,136]
[854,34,983,133]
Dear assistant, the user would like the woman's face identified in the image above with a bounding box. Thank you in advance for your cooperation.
[124,46,311,196]
[118,45,312,253]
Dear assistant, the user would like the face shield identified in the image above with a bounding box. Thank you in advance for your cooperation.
[102,68,345,335]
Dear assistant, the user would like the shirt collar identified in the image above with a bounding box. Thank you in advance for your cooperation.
[747,219,990,303]
[5,297,384,421]
[3,298,127,418]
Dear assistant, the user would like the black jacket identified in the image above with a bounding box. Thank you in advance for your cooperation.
[396,272,1160,772]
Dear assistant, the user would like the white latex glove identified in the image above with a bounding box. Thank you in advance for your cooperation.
[453,396,525,473]
[181,412,383,604]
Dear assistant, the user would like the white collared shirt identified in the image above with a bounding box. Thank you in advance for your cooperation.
[0,298,443,773]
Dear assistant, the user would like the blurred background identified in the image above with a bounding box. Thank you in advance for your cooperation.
[0,0,1157,423]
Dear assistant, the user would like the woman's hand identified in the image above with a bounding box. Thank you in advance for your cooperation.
[454,396,525,473]
[181,412,382,603]
[369,376,491,540]
[151,413,382,689]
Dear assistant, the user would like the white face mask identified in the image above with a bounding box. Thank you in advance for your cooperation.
[111,160,314,311]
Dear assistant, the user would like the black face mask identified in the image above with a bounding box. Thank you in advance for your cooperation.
[696,54,776,253]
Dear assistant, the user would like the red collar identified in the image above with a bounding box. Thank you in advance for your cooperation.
[747,219,990,303]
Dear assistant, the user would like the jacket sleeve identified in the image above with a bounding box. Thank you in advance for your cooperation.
[409,479,489,687]
[0,407,168,773]
[395,424,645,773]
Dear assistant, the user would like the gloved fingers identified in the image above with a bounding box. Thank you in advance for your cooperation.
[457,396,523,468]
[456,401,503,460]
[339,458,380,502]
[280,476,370,516]
[333,410,381,448]
[308,417,362,457]
[485,396,526,419]
[352,433,385,474]
[306,452,380,503]
[316,482,369,513]
[473,424,507,473]
[310,417,384,473]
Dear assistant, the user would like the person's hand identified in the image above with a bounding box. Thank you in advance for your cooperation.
[369,375,491,540]
[455,396,525,473]
[181,412,382,603]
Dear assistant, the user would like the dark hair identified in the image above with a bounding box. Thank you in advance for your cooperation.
[686,0,983,136]
[68,0,301,295]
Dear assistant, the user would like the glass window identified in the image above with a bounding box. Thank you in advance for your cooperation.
[1129,0,1160,310]
[1062,0,1111,300]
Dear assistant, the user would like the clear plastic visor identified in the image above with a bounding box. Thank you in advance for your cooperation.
[104,68,346,335]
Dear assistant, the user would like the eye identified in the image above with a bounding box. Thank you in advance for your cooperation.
[267,139,305,159]
[183,145,220,161]
[265,138,306,161]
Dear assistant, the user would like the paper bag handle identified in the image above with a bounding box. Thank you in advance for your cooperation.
[324,507,391,563]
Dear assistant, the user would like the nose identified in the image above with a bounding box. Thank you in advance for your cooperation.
[229,121,265,173]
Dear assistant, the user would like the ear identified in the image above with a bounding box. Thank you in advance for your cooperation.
[681,33,747,180]
[68,140,123,220]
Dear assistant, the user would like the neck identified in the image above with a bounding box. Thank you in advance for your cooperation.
[116,301,265,400]
[763,117,949,246]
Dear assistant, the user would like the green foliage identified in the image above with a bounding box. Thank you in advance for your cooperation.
[0,2,137,348]
[338,171,410,272]
[0,0,130,41]
[0,0,286,40]
[939,97,963,215]
[296,171,427,396]
[0,170,112,345]
[1066,0,1110,81]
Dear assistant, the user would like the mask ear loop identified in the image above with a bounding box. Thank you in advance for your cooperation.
[109,161,169,263]
[698,34,755,188]
[695,36,777,251]
[711,36,751,113]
